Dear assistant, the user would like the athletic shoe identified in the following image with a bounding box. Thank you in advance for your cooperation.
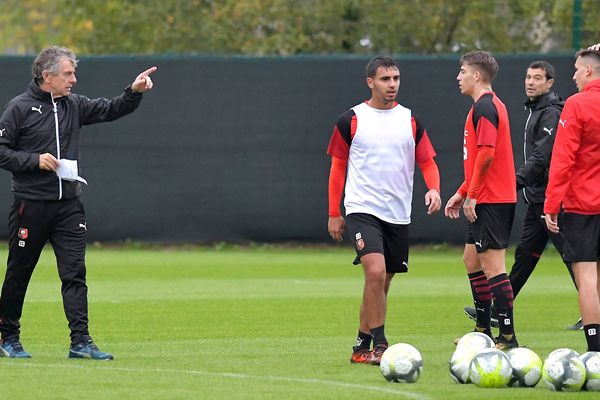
[68,338,113,360]
[369,343,388,365]
[565,318,583,331]
[463,305,499,328]
[453,328,493,345]
[0,339,31,358]
[494,335,519,351]
[350,348,371,364]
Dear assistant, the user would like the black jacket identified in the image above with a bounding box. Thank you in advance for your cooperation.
[0,80,143,200]
[515,91,564,205]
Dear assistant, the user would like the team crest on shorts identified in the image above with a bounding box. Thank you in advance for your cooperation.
[18,228,28,239]
[355,232,365,251]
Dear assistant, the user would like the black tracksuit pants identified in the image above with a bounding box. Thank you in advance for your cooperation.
[510,203,577,297]
[0,197,89,345]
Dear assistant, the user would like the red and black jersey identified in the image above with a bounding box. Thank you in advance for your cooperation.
[462,92,516,203]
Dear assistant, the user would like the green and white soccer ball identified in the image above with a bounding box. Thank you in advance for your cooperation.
[379,343,423,383]
[449,332,495,385]
[579,351,600,391]
[469,348,512,388]
[456,332,495,352]
[547,348,580,361]
[542,348,586,391]
[507,347,542,387]
[449,347,476,384]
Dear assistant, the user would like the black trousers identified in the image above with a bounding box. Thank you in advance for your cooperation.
[0,197,89,344]
[510,203,576,298]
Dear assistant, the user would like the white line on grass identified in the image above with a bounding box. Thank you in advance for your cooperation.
[7,362,431,400]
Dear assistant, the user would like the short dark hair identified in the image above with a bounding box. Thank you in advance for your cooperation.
[459,51,499,82]
[527,60,555,80]
[366,56,400,78]
[32,46,78,83]
[575,48,600,63]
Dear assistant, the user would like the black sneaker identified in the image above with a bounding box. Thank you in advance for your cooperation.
[494,334,519,351]
[565,318,583,331]
[463,305,499,328]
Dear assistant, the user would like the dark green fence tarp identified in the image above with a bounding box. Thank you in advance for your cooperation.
[0,55,578,243]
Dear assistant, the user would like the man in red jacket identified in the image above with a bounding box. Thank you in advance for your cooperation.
[545,47,600,352]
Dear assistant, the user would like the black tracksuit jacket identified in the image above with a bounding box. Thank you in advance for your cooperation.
[0,80,143,200]
[515,91,564,205]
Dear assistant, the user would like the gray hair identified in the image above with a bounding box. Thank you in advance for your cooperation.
[32,46,78,83]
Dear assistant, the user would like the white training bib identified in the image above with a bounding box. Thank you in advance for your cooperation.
[344,102,415,224]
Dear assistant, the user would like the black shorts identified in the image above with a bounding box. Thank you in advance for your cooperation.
[346,213,409,273]
[560,213,600,262]
[466,203,515,253]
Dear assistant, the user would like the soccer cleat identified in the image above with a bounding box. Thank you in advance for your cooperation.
[494,335,519,351]
[463,305,499,328]
[350,348,372,364]
[0,339,31,358]
[565,317,583,331]
[369,343,388,365]
[69,338,113,360]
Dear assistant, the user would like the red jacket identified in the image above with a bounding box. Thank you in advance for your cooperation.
[545,79,600,214]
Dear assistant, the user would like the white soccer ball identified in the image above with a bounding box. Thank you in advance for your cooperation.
[542,348,586,391]
[469,348,513,388]
[449,347,476,384]
[579,351,600,391]
[456,332,495,352]
[379,343,423,383]
[507,347,542,387]
[547,348,580,361]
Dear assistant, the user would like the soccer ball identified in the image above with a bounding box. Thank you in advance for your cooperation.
[456,332,495,352]
[379,343,423,383]
[542,348,586,391]
[579,351,600,391]
[449,347,476,384]
[469,348,513,388]
[547,348,580,361]
[507,347,542,387]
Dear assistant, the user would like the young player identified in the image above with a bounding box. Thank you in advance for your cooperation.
[462,61,581,331]
[327,56,441,365]
[545,47,600,352]
[445,51,519,350]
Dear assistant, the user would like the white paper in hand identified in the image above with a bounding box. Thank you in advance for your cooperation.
[56,159,88,185]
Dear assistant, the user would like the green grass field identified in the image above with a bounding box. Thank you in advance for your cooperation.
[0,244,594,399]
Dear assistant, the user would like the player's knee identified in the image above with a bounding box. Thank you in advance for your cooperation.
[365,271,386,290]
[463,256,480,270]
